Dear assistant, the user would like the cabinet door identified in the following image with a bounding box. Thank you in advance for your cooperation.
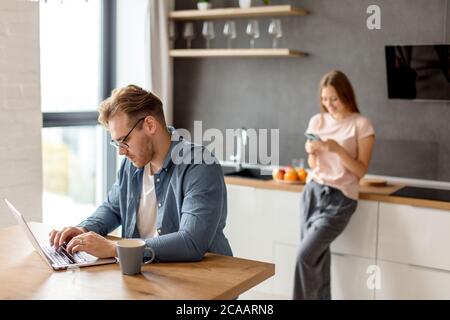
[252,189,301,298]
[375,260,450,299]
[241,242,298,300]
[252,188,301,297]
[254,188,301,246]
[225,185,259,260]
[269,242,296,299]
[331,254,375,300]
[331,200,378,258]
[227,187,301,298]
[263,245,376,300]
[378,202,450,271]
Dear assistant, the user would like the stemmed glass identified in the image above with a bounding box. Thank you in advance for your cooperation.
[223,20,237,49]
[268,19,282,48]
[168,21,177,49]
[246,20,260,49]
[202,21,215,49]
[183,22,195,49]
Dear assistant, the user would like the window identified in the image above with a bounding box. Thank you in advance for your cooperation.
[42,126,103,227]
[40,0,113,227]
[40,0,101,113]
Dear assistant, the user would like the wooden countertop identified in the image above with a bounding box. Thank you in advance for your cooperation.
[0,223,274,300]
[225,177,450,211]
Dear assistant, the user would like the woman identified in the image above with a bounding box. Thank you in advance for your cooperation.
[293,70,375,300]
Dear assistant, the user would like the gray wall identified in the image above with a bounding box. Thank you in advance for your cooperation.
[173,0,450,182]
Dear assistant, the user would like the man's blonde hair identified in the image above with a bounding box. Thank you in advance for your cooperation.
[98,84,165,128]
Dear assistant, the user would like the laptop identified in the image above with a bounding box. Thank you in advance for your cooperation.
[4,199,117,271]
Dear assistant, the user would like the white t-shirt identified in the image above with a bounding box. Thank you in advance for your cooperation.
[137,163,158,239]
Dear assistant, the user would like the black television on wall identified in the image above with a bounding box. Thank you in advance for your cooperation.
[385,44,450,101]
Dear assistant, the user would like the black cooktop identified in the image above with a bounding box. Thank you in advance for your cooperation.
[391,186,450,202]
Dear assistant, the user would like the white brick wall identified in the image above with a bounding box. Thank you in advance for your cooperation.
[0,0,42,228]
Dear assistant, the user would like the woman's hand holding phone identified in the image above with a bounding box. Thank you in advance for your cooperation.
[305,133,320,141]
[305,133,321,154]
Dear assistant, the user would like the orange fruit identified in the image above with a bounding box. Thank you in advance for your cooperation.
[297,168,307,182]
[284,170,299,181]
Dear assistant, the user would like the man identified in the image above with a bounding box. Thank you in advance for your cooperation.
[49,85,232,262]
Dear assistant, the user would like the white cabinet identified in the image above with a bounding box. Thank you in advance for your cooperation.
[226,184,380,299]
[226,185,301,262]
[254,188,301,246]
[331,200,378,258]
[225,185,259,260]
[331,200,378,300]
[331,254,375,300]
[226,185,301,299]
[225,185,274,298]
[267,243,377,300]
[254,188,301,299]
[329,200,379,299]
[375,260,450,300]
[376,202,450,299]
[271,242,297,298]
[227,184,450,299]
[378,202,450,271]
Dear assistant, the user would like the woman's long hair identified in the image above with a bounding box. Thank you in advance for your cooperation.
[318,70,360,114]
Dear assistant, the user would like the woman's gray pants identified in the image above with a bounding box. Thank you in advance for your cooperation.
[293,180,357,300]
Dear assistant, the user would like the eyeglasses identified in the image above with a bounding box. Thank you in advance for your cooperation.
[110,117,146,150]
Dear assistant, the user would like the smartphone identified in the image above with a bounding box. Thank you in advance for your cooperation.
[304,133,320,141]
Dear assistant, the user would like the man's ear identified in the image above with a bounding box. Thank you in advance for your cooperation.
[143,116,157,135]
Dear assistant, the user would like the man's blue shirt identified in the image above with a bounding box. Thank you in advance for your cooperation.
[78,134,232,262]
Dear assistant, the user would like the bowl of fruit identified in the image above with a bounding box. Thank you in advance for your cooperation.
[272,166,308,184]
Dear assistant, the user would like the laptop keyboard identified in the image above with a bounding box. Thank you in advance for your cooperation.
[42,244,91,266]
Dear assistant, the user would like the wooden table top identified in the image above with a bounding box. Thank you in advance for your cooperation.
[0,223,274,300]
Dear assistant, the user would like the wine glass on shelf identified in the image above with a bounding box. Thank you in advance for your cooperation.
[223,20,237,49]
[168,21,177,49]
[183,22,195,49]
[202,21,215,49]
[246,20,260,49]
[268,19,282,48]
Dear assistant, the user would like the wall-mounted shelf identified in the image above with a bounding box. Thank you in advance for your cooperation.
[168,5,308,21]
[170,49,306,58]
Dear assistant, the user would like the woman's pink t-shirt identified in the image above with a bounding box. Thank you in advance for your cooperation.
[306,112,375,200]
